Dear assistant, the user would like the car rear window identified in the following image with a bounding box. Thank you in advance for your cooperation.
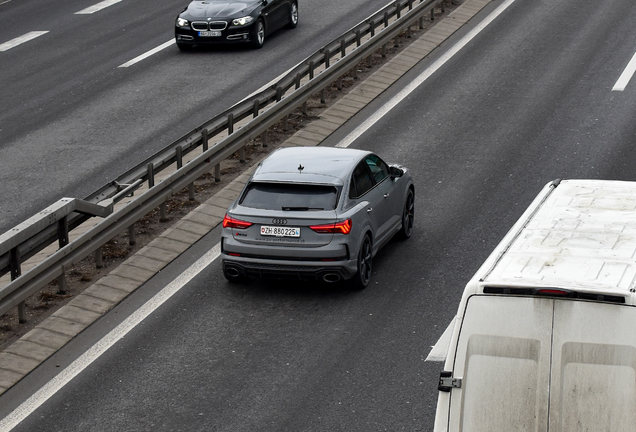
[240,182,340,210]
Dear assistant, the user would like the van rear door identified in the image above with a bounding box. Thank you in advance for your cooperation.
[549,300,636,431]
[448,296,553,432]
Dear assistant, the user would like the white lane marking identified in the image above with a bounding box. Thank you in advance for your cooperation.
[119,40,175,67]
[0,31,49,52]
[0,243,222,432]
[336,0,517,148]
[425,320,454,362]
[75,0,123,15]
[612,50,636,92]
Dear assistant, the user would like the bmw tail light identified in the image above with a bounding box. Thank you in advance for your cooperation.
[310,219,352,234]
[223,214,253,229]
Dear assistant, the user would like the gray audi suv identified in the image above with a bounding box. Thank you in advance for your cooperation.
[220,146,414,288]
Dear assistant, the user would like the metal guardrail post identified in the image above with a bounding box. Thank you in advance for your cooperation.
[18,302,26,323]
[128,224,136,246]
[160,203,168,222]
[253,100,260,117]
[9,248,26,322]
[202,129,209,152]
[57,266,66,295]
[147,163,155,188]
[95,247,103,269]
[57,217,69,249]
[176,145,183,169]
[9,248,20,281]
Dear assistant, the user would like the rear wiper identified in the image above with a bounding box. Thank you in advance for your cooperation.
[282,206,323,211]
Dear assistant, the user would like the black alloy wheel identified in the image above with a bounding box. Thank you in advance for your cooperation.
[400,188,414,239]
[353,234,372,289]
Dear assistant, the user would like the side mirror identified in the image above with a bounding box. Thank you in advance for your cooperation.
[262,0,268,5]
[389,166,404,179]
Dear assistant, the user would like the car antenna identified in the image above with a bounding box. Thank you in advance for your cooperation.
[298,164,304,173]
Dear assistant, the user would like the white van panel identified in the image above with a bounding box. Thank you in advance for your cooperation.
[448,296,552,432]
[550,301,636,431]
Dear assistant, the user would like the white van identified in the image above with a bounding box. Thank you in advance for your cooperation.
[433,179,636,432]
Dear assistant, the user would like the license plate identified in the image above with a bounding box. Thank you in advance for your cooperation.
[198,31,221,37]
[260,226,300,238]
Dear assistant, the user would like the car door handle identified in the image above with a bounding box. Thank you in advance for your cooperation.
[367,208,373,213]
[383,193,390,199]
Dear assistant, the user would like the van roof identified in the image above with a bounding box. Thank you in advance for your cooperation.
[467,179,636,305]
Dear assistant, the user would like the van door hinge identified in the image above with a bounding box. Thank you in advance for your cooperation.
[438,371,462,392]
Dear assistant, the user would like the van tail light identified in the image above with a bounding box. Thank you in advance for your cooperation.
[223,214,253,229]
[310,219,352,234]
[536,289,570,296]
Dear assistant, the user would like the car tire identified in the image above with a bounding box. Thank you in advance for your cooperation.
[352,234,372,289]
[399,188,414,239]
[251,19,265,49]
[287,2,298,29]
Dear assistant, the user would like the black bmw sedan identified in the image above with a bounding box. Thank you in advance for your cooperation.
[175,0,298,50]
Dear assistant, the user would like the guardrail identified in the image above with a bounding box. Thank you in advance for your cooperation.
[0,0,445,321]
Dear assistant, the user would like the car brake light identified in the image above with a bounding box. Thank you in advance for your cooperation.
[310,219,352,234]
[536,289,570,296]
[223,214,253,229]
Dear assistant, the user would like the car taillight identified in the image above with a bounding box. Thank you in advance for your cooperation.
[223,214,253,229]
[310,219,352,234]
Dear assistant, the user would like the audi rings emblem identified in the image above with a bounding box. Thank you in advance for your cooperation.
[272,218,287,225]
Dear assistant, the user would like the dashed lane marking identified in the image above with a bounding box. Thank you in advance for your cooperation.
[118,40,174,67]
[75,0,124,15]
[0,31,49,52]
[613,50,636,92]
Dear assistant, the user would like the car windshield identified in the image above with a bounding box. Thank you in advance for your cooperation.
[240,182,339,210]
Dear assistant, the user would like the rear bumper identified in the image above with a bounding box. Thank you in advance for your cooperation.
[221,255,358,282]
[221,228,359,282]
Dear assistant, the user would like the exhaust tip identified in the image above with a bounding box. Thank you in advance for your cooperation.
[225,266,241,278]
[322,273,341,283]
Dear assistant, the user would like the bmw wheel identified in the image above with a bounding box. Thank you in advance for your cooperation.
[399,188,414,239]
[287,2,298,29]
[352,234,372,289]
[251,19,265,49]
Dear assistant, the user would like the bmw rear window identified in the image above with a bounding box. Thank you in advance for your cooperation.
[240,182,340,210]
